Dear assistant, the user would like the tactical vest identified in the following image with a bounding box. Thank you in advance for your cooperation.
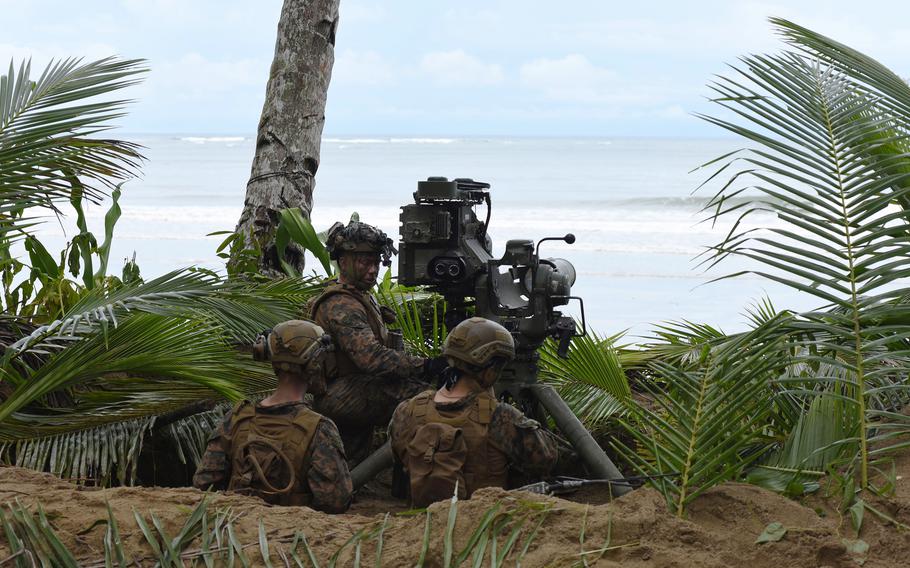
[226,401,322,506]
[402,390,509,502]
[310,282,392,377]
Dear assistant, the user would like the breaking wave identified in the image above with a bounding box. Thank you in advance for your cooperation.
[322,137,458,144]
[178,136,246,144]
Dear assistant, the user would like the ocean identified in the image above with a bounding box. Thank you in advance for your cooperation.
[34,135,818,339]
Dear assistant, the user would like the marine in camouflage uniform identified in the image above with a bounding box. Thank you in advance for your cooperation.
[193,400,352,513]
[389,390,558,498]
[310,221,445,464]
[193,320,353,513]
[389,317,558,505]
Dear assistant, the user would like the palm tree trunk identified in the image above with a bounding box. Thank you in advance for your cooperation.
[231,0,340,277]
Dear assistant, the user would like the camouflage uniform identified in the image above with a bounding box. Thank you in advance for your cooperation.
[311,281,429,463]
[193,400,353,513]
[389,390,559,490]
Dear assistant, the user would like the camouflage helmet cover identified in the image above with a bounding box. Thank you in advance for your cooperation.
[443,317,516,373]
[325,221,397,266]
[253,320,333,370]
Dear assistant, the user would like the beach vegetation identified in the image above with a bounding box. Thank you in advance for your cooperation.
[611,17,910,515]
[0,57,328,484]
[1,15,909,541]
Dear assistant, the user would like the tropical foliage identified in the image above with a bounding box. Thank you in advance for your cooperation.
[0,57,146,320]
[5,17,910,533]
[0,58,333,485]
[539,331,630,428]
[0,57,143,240]
[0,268,329,485]
[612,17,910,516]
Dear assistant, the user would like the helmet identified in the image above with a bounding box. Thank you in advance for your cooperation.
[252,320,333,372]
[442,317,515,373]
[325,221,396,266]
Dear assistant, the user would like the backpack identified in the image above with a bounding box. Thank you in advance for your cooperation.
[399,391,507,507]
[227,401,322,506]
[405,422,468,507]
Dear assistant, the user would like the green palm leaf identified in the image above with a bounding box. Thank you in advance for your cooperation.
[0,313,246,422]
[539,331,630,427]
[375,273,446,357]
[0,318,274,485]
[0,400,236,485]
[0,370,273,485]
[0,57,145,237]
[615,319,790,516]
[747,388,854,496]
[4,269,323,363]
[641,320,728,369]
[0,268,314,484]
[696,19,910,489]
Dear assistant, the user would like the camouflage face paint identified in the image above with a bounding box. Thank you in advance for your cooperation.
[340,252,380,290]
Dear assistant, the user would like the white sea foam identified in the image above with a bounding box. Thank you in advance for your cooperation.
[323,138,389,144]
[389,137,457,144]
[179,136,246,144]
[322,137,459,144]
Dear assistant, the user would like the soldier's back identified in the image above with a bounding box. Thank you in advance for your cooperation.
[225,401,353,512]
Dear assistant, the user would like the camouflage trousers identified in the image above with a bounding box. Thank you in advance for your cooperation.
[314,374,430,465]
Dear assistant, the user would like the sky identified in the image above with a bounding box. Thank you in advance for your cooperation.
[2,0,910,137]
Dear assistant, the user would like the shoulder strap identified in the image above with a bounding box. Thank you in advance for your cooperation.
[411,391,435,420]
[475,392,497,425]
[311,282,386,342]
[309,281,345,320]
[291,408,323,439]
[227,400,256,437]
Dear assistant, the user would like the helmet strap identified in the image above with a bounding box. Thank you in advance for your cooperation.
[441,366,459,390]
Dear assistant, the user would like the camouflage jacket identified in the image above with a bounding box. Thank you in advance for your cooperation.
[193,401,353,513]
[312,283,425,379]
[389,390,559,480]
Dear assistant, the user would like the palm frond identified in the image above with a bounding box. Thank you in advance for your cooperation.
[773,17,910,216]
[0,313,247,422]
[0,415,156,485]
[0,373,272,485]
[375,273,446,357]
[5,269,323,363]
[539,331,630,427]
[696,20,910,489]
[615,319,791,516]
[747,388,854,495]
[639,320,728,369]
[0,57,146,237]
[0,267,315,484]
[164,403,232,468]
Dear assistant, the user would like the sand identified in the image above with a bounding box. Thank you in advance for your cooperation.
[3,455,910,567]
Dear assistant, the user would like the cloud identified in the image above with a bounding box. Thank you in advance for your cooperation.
[120,0,202,20]
[420,50,504,86]
[655,105,688,119]
[0,42,121,69]
[151,53,267,100]
[333,49,395,86]
[519,54,620,103]
[340,2,386,22]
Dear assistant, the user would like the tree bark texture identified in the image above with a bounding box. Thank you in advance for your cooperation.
[231,0,340,276]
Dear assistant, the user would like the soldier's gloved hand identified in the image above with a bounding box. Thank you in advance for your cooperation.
[422,356,449,382]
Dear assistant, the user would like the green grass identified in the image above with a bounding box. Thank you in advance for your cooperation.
[0,492,567,567]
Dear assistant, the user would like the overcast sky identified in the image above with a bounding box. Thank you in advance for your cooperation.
[3,0,909,137]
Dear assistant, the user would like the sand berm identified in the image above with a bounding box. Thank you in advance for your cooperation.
[4,453,910,567]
